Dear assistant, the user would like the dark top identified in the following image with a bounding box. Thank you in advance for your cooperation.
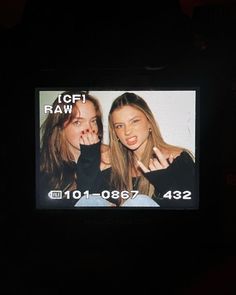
[38,163,78,209]
[76,142,198,209]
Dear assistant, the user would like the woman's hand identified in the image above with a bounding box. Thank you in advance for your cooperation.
[80,129,100,145]
[137,147,174,173]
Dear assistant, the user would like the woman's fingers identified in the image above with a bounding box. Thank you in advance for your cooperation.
[153,147,169,168]
[80,132,90,145]
[153,158,163,169]
[91,131,100,144]
[148,159,156,170]
[137,160,150,173]
[86,131,96,144]
[80,129,99,145]
[80,135,85,145]
[138,158,163,173]
[137,147,173,173]
[168,154,174,164]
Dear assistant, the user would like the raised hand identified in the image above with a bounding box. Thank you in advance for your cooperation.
[137,147,174,173]
[80,129,100,145]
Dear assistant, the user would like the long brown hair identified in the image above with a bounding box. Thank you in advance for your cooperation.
[40,90,103,191]
[108,92,192,198]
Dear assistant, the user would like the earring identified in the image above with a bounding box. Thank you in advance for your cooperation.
[149,128,152,133]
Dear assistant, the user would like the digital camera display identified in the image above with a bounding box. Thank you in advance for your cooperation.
[35,89,199,209]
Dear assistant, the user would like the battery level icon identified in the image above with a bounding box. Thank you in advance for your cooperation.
[48,190,63,199]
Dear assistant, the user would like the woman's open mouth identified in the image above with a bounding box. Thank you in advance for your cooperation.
[126,136,138,146]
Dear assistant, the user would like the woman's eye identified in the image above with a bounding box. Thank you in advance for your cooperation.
[115,124,123,129]
[132,119,140,124]
[73,121,80,126]
[91,119,97,125]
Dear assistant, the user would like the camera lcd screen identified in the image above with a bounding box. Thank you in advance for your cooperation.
[35,89,199,209]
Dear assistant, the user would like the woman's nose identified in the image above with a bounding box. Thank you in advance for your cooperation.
[83,122,92,132]
[124,125,132,135]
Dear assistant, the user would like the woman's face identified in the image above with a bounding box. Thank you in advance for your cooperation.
[63,100,98,154]
[112,105,151,157]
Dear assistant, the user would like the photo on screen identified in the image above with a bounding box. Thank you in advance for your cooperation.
[35,89,199,209]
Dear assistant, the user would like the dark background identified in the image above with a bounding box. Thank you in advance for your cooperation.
[2,0,236,293]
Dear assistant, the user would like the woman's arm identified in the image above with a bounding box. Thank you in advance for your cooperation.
[76,142,112,194]
[76,142,102,193]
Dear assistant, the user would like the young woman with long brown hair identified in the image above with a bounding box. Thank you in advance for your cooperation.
[38,90,110,208]
[77,92,196,208]
[108,92,196,208]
